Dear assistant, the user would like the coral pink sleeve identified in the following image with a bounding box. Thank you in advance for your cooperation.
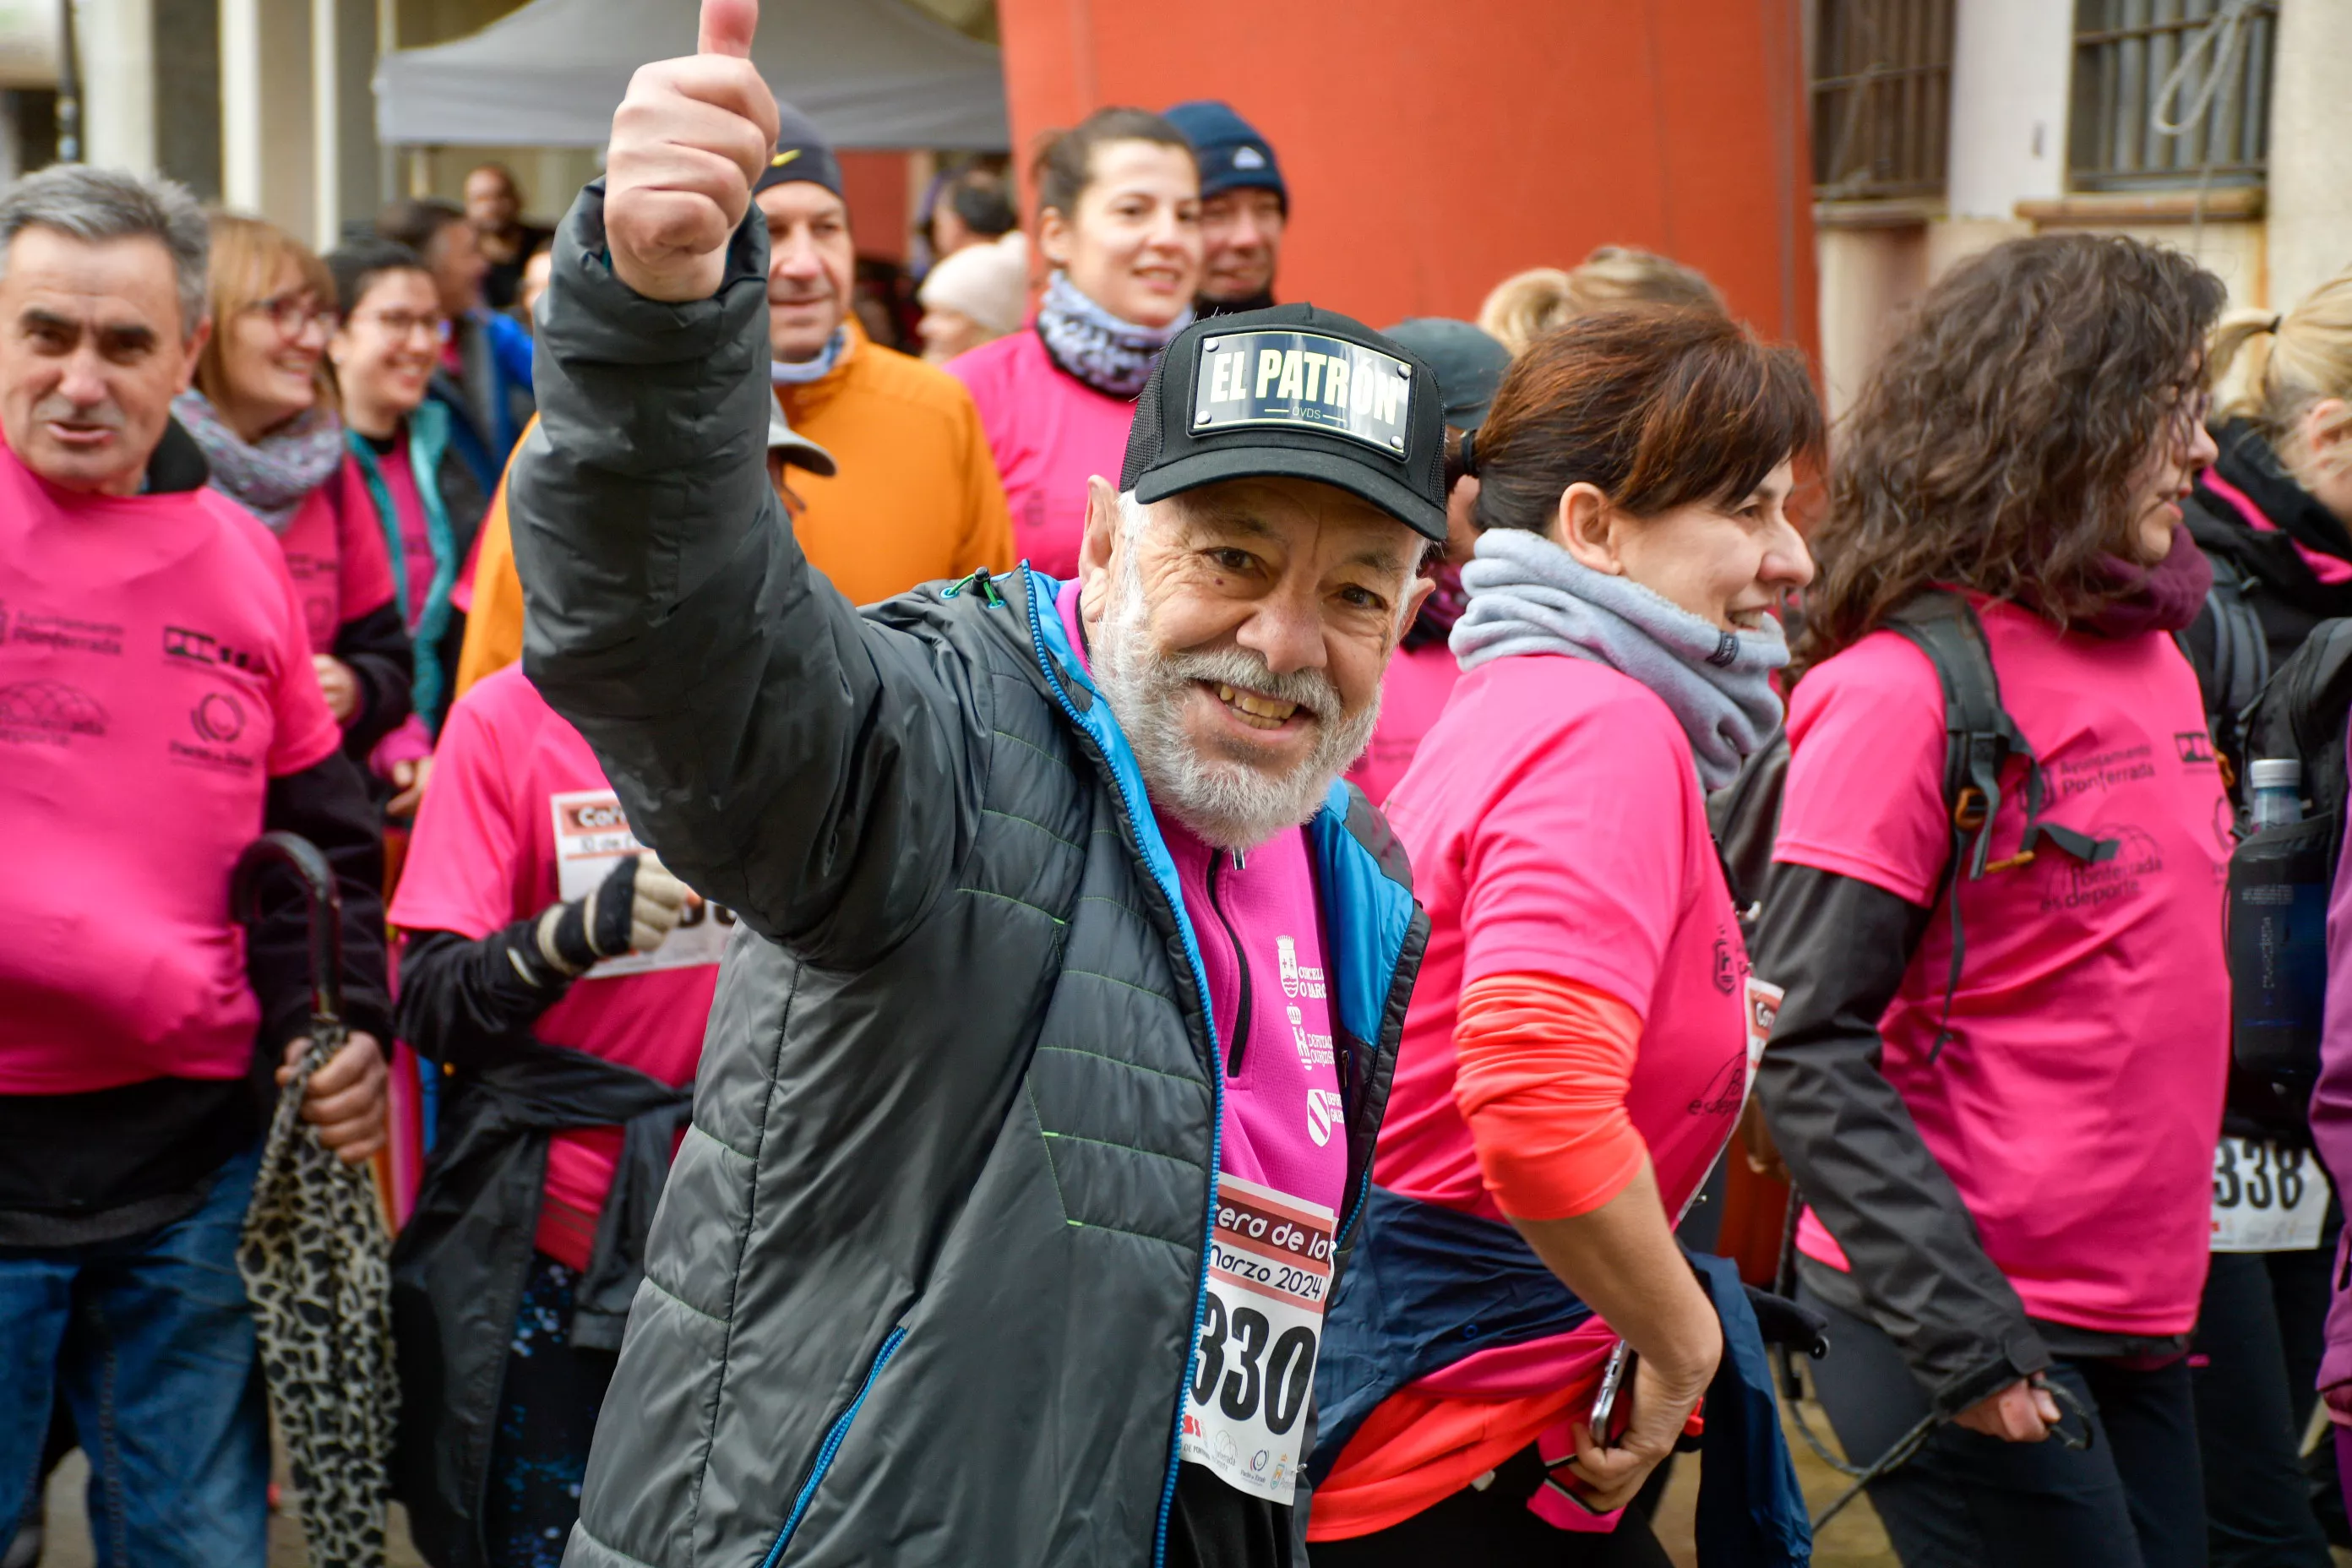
[1452,972,1646,1222]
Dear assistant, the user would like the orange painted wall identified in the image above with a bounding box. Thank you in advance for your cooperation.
[836,150,912,264]
[993,0,1818,360]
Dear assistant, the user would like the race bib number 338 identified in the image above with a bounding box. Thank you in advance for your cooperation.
[1181,1176,1335,1503]
[2210,1135,2326,1253]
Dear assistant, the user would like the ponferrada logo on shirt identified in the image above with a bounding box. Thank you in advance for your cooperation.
[169,689,259,772]
[0,679,108,745]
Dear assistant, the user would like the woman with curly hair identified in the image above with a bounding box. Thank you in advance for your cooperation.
[1751,233,2229,1567]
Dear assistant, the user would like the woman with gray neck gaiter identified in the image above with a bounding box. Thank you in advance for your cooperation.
[1310,307,1821,1565]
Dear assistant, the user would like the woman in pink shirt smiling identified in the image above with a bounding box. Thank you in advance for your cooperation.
[948,107,1200,577]
[1754,235,2229,1568]
[175,215,413,760]
[1310,309,1821,1564]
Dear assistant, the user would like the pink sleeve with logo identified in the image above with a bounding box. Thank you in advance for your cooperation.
[1772,633,1950,905]
[387,692,521,940]
[1456,678,1694,1012]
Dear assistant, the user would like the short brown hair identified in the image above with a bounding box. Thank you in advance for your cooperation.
[1799,232,2224,667]
[1462,307,1821,533]
[193,212,336,411]
[1030,107,1195,227]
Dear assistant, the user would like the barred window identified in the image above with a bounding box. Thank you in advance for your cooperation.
[2069,0,2276,192]
[1810,0,1954,204]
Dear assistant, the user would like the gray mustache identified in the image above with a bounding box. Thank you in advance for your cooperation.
[1159,648,1343,723]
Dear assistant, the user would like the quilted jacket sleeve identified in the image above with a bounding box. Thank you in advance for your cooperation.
[508,182,987,963]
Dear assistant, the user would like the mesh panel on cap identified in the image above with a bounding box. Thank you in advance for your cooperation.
[1119,351,1170,491]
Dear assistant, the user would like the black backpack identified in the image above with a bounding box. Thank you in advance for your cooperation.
[1713,591,2119,1055]
[2191,560,2273,793]
[2224,618,2352,1123]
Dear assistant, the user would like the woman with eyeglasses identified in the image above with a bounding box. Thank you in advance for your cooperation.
[1751,233,2229,1567]
[325,239,492,817]
[177,214,412,760]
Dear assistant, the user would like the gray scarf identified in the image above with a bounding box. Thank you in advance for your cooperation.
[172,389,345,533]
[1451,528,1787,790]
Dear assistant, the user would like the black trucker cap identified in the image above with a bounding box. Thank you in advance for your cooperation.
[1119,303,1450,541]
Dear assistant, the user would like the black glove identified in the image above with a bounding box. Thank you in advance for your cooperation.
[534,852,694,976]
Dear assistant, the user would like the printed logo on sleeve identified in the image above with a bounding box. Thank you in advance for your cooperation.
[1191,330,1415,454]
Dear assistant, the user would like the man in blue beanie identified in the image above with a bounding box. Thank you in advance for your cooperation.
[1163,100,1288,316]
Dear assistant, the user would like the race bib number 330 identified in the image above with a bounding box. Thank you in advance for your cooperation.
[1181,1176,1335,1503]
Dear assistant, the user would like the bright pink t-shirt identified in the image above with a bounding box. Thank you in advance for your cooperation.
[1348,641,1464,808]
[388,665,716,1271]
[949,328,1135,579]
[0,440,342,1092]
[1773,602,2230,1336]
[272,456,398,653]
[1377,653,1752,1391]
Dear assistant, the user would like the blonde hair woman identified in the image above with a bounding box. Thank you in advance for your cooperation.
[175,213,411,756]
[2184,271,2352,672]
[1476,248,1723,357]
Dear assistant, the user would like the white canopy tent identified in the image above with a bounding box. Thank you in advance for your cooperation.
[373,0,1009,150]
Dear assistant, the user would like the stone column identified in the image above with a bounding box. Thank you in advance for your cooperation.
[2268,0,2352,308]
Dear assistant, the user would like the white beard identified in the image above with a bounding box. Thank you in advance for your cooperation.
[1089,545,1382,853]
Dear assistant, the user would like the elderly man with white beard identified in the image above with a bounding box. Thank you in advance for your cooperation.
[503,8,1451,1567]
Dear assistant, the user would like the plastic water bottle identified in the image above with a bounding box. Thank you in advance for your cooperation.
[2248,758,2305,830]
[2231,755,2327,1113]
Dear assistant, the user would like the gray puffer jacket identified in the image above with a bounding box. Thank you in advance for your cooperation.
[511,186,1426,1568]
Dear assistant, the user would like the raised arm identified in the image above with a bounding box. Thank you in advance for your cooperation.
[508,2,987,959]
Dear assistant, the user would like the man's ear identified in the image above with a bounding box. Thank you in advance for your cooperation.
[1549,482,1622,575]
[1397,574,1436,640]
[177,316,212,395]
[1077,476,1120,624]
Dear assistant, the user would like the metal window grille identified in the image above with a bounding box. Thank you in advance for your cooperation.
[2069,0,2275,192]
[1811,0,1954,203]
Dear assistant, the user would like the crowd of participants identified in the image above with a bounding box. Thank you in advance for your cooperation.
[12,12,2352,1567]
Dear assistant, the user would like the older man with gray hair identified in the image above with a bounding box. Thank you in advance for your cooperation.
[0,164,390,1566]
[506,7,1448,1565]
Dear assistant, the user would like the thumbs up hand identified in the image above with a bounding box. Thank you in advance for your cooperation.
[604,0,781,302]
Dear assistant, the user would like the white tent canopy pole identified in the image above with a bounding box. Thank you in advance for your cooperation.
[374,0,1008,150]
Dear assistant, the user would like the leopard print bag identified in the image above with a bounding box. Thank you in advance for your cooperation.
[238,1033,397,1568]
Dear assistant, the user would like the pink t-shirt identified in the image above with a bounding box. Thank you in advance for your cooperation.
[371,438,436,634]
[1774,602,2230,1336]
[1378,653,1751,1392]
[388,665,716,1271]
[1051,580,1347,1213]
[949,328,1135,579]
[0,440,342,1092]
[272,456,399,653]
[1348,641,1463,808]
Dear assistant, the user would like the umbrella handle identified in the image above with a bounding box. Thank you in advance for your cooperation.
[231,831,346,1038]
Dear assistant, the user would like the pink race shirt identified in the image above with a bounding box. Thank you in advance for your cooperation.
[1378,653,1750,1390]
[389,666,716,1271]
[1348,640,1463,808]
[949,329,1135,579]
[0,440,342,1092]
[370,438,436,634]
[272,456,398,653]
[1774,602,2230,1336]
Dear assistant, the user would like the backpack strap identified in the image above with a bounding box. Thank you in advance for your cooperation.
[1883,592,2120,1059]
[2184,564,2272,789]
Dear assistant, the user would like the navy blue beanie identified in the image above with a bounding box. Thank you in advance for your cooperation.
[754,101,844,199]
[1163,100,1287,209]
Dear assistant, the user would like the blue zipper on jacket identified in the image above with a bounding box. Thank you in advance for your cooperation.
[1019,568,1223,1568]
[760,1325,910,1568]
